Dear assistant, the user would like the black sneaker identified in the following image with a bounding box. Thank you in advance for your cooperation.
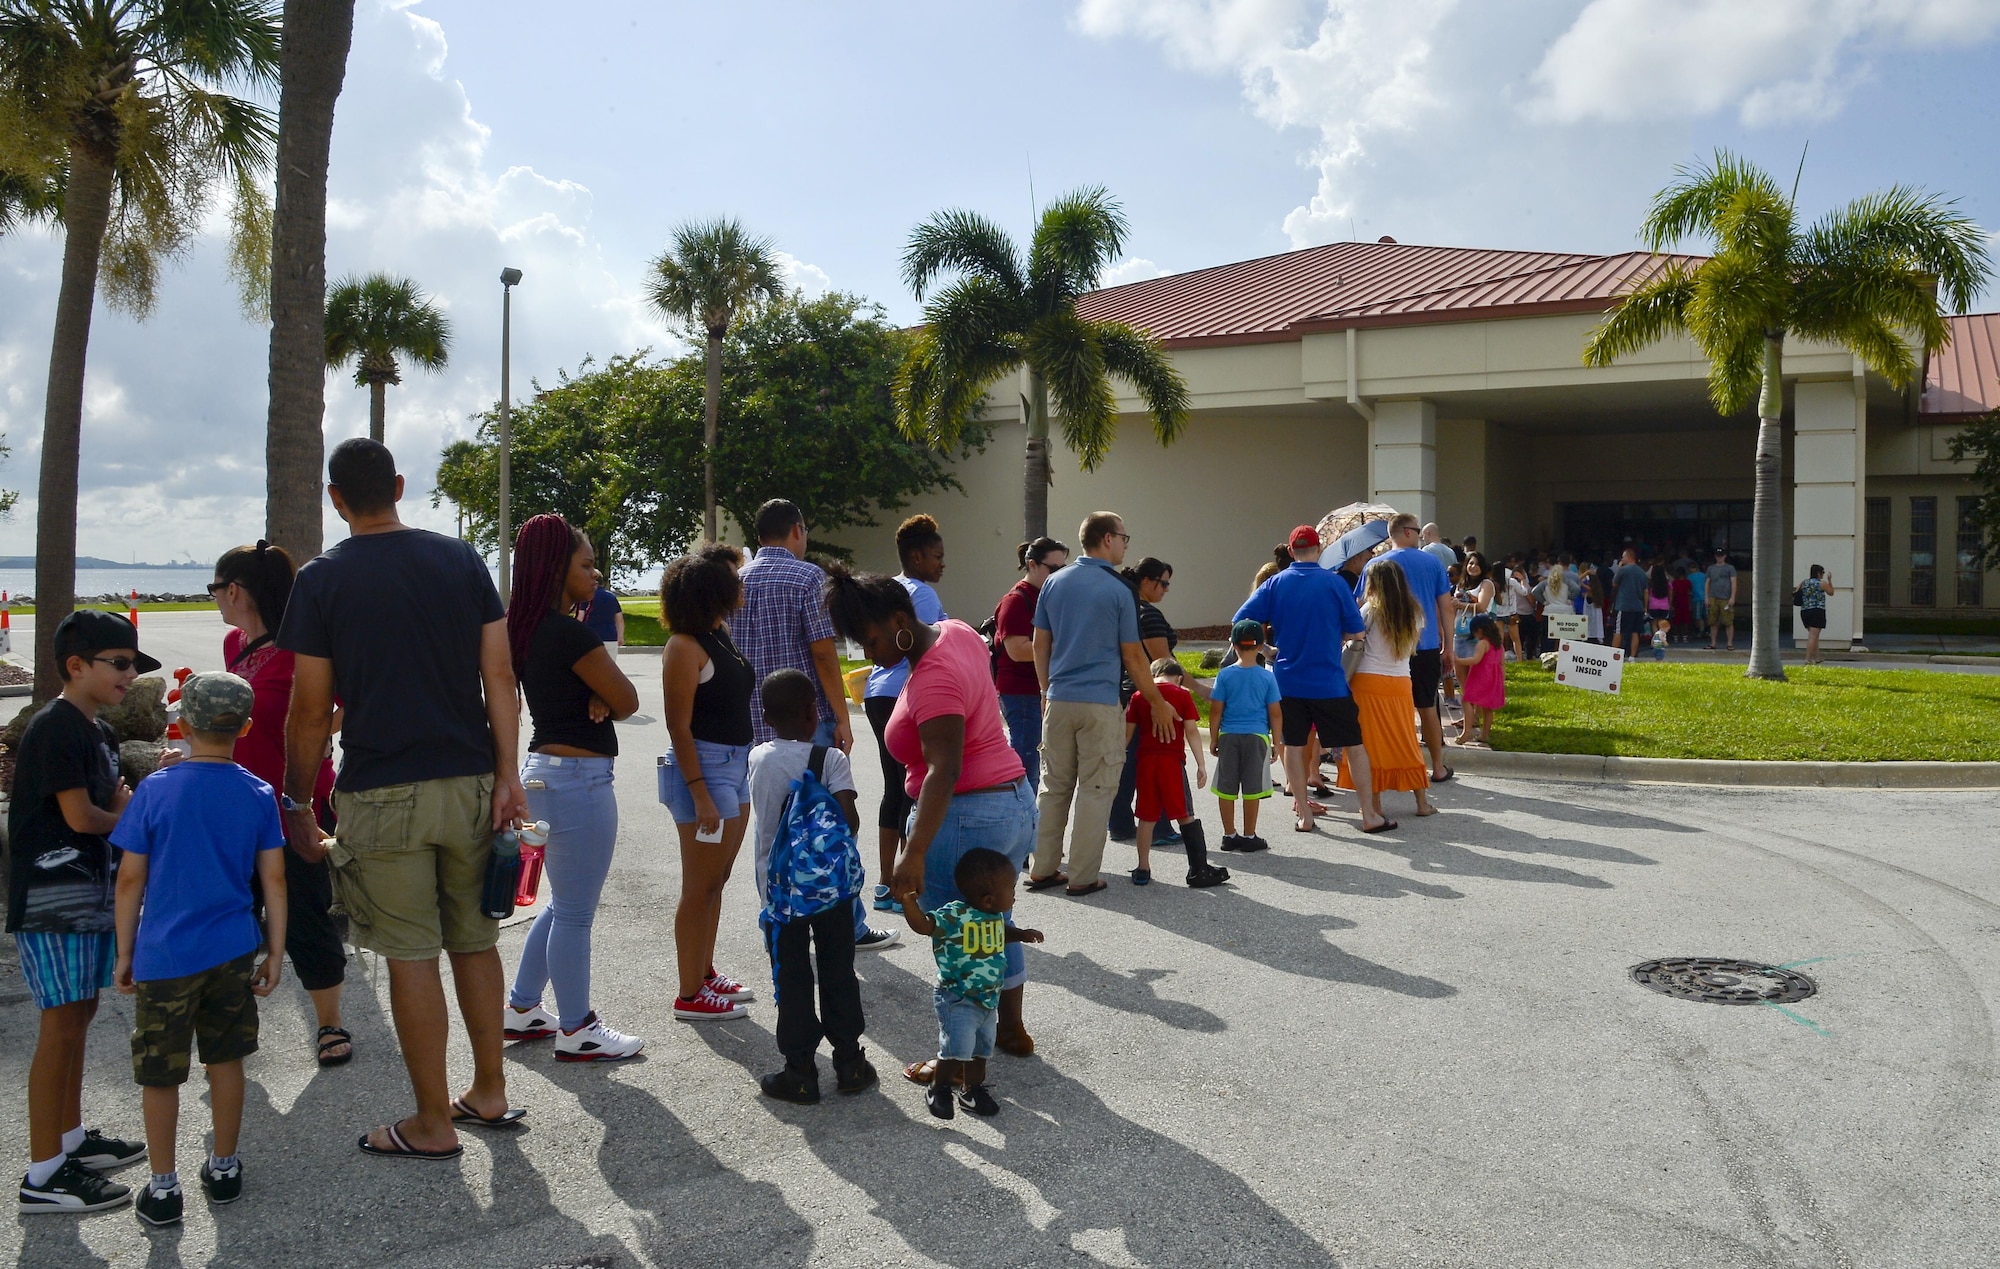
[956,1083,1001,1117]
[199,1158,242,1204]
[71,1130,146,1172]
[1220,834,1244,852]
[18,1158,132,1214]
[759,1065,821,1105]
[924,1080,956,1120]
[1186,864,1230,888]
[833,1051,878,1095]
[134,1183,182,1227]
[1241,836,1270,853]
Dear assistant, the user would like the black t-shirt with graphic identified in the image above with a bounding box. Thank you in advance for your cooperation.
[6,699,122,934]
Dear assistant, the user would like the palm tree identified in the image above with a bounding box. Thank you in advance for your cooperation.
[1584,150,1990,681]
[1,0,279,701]
[646,218,783,543]
[896,186,1189,541]
[0,165,59,234]
[323,273,451,442]
[264,0,355,566]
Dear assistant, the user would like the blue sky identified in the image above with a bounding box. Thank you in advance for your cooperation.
[2,0,1997,565]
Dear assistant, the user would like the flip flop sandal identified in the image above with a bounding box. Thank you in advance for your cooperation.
[358,1123,463,1161]
[1294,817,1315,832]
[1065,880,1109,897]
[1307,799,1331,815]
[1024,872,1069,891]
[1361,819,1400,834]
[903,1060,936,1086]
[450,1096,527,1129]
[1432,767,1455,783]
[315,1026,353,1068]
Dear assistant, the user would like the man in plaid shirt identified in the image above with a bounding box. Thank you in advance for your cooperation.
[736,500,895,950]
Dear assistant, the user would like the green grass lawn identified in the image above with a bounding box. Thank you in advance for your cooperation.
[1496,661,2000,762]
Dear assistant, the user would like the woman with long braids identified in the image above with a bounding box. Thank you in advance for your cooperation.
[500,514,645,1060]
[860,514,947,914]
[212,542,348,1066]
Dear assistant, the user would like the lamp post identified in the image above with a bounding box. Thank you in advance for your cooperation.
[497,267,522,602]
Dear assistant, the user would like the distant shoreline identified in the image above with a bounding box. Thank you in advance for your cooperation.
[0,558,208,570]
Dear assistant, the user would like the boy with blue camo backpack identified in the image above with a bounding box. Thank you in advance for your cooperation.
[745,669,876,1103]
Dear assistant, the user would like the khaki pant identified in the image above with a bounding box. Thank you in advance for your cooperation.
[330,773,498,960]
[1032,700,1127,888]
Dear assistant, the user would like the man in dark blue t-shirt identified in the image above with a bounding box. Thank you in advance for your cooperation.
[1366,514,1457,783]
[578,585,623,649]
[1236,525,1388,834]
[277,439,528,1163]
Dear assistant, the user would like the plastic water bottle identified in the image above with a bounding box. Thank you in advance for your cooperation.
[513,821,550,908]
[481,829,522,919]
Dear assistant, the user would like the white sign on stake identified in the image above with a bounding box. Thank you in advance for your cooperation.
[1546,612,1588,641]
[1555,640,1624,694]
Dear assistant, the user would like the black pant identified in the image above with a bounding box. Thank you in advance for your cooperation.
[864,696,915,832]
[767,905,864,1066]
[255,846,347,993]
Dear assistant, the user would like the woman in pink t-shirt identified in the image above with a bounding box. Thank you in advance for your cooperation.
[823,566,1033,1083]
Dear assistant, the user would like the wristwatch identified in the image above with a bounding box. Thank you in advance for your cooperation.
[280,794,306,813]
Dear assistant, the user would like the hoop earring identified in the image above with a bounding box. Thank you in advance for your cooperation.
[895,626,915,652]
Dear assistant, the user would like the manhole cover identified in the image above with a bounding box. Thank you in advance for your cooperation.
[1630,957,1816,1005]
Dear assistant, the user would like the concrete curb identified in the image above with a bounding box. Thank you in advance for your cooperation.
[1445,746,2000,789]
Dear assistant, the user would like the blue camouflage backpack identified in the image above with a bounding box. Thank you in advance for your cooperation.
[759,747,863,935]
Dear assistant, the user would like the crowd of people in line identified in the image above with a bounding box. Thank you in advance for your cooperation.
[7,435,1845,1222]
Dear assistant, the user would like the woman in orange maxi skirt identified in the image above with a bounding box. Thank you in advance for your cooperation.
[1337,559,1436,821]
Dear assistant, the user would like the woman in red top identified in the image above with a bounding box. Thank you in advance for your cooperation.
[212,542,347,1066]
[991,536,1067,792]
[824,566,1034,1085]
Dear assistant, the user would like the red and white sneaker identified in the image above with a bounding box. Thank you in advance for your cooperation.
[673,986,748,1022]
[705,970,756,1002]
[505,1002,558,1041]
[555,1014,645,1062]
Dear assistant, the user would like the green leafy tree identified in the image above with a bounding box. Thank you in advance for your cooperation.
[645,217,784,543]
[1947,411,2000,572]
[324,272,451,442]
[435,292,982,572]
[897,185,1190,541]
[0,0,280,700]
[1584,150,1990,680]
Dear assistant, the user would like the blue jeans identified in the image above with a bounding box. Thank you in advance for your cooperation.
[810,716,875,940]
[914,780,1036,989]
[509,753,618,1031]
[935,987,997,1060]
[1000,693,1042,791]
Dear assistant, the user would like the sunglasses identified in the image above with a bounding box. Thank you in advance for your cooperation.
[89,656,141,672]
[206,581,231,595]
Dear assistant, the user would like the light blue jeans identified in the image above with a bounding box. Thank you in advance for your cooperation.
[914,779,1037,989]
[508,753,618,1031]
[1000,693,1043,791]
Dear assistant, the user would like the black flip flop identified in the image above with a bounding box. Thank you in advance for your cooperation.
[1432,767,1455,783]
[450,1096,527,1129]
[1064,880,1109,897]
[315,1025,353,1068]
[1361,819,1400,834]
[1025,872,1069,891]
[358,1123,463,1161]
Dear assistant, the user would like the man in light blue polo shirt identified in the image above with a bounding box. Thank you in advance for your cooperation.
[1237,525,1387,833]
[1028,511,1177,896]
[1367,513,1457,784]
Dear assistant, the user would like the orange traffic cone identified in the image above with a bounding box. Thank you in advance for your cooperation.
[1,590,11,655]
[128,589,139,628]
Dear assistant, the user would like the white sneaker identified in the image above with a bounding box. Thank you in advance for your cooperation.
[505,1002,558,1041]
[855,926,900,951]
[555,1015,645,1061]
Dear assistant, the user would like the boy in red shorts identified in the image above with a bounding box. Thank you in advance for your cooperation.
[1123,660,1227,889]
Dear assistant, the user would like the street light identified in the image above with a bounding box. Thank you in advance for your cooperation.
[497,267,522,602]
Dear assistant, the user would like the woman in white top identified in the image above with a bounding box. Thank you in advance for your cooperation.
[1505,564,1535,661]
[1337,559,1435,825]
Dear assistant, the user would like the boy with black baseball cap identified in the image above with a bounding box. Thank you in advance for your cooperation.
[11,610,159,1215]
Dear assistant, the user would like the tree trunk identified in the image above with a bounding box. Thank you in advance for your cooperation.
[264,0,356,566]
[32,142,117,702]
[1746,333,1787,682]
[703,329,722,543]
[369,378,385,442]
[1023,367,1051,541]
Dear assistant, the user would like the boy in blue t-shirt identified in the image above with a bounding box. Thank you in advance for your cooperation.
[111,672,286,1227]
[1207,619,1283,853]
[895,848,1042,1121]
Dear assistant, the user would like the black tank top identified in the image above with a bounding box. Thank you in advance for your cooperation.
[689,626,755,745]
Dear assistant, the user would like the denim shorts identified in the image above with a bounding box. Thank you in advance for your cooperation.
[657,740,751,824]
[912,779,1036,990]
[935,987,997,1061]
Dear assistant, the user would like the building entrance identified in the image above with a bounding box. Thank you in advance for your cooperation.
[1560,500,1752,568]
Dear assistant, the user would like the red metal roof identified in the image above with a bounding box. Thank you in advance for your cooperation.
[1073,239,1701,346]
[1924,312,2000,418]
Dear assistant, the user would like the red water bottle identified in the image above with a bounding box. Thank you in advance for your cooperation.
[513,820,550,908]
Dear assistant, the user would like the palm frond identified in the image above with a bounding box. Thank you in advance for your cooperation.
[1799,185,1994,319]
[139,0,281,92]
[893,326,1018,451]
[923,272,1028,370]
[646,216,784,335]
[223,160,266,317]
[1789,255,1948,371]
[1701,330,1764,417]
[901,208,1022,301]
[1640,149,1786,252]
[1094,321,1188,445]
[1027,185,1128,310]
[324,273,452,375]
[1582,263,1695,366]
[1026,312,1119,470]
[1683,251,1789,358]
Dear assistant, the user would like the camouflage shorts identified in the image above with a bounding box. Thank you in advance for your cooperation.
[130,953,259,1086]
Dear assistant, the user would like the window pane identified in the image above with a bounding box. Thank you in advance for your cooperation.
[1958,497,1985,608]
[1910,496,1937,607]
[1864,497,1889,606]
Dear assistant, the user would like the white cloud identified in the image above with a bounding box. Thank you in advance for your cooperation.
[1528,0,2000,126]
[1098,257,1169,288]
[1075,0,1459,246]
[775,251,833,299]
